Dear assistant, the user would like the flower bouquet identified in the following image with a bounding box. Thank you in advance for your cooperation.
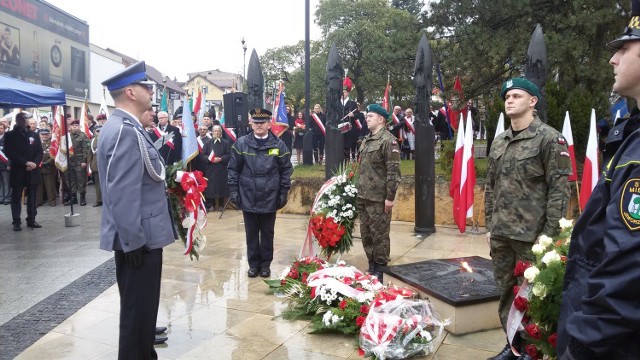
[166,162,208,260]
[359,298,446,360]
[307,163,359,258]
[508,218,573,359]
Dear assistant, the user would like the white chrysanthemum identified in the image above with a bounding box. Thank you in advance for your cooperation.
[331,314,343,324]
[541,250,562,265]
[524,266,540,283]
[322,311,333,326]
[531,243,545,255]
[559,218,573,230]
[532,283,547,298]
[538,235,553,249]
[419,330,432,342]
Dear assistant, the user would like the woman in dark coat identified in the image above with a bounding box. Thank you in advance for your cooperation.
[202,125,231,211]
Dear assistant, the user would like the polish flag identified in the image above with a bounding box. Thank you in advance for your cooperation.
[153,127,165,139]
[80,99,93,139]
[451,112,475,233]
[561,111,578,182]
[450,114,465,230]
[208,150,216,163]
[579,109,599,210]
[166,137,175,150]
[0,149,8,164]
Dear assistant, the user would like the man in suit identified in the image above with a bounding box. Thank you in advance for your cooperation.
[150,110,182,166]
[4,112,43,231]
[99,61,175,360]
[341,89,359,162]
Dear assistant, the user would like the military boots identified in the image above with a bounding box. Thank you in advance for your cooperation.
[80,193,86,206]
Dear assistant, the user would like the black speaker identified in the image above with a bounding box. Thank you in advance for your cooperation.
[223,92,248,129]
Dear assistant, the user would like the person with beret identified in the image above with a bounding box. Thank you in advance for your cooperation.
[36,128,57,207]
[63,119,90,206]
[98,61,175,359]
[4,112,43,231]
[485,78,571,360]
[558,2,640,358]
[228,108,292,278]
[356,104,401,283]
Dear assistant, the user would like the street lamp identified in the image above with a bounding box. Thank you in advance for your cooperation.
[242,37,247,91]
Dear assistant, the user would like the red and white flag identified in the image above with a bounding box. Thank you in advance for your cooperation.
[0,149,8,164]
[579,109,599,210]
[152,127,165,139]
[451,112,476,233]
[80,98,93,139]
[311,113,326,136]
[197,137,204,153]
[494,113,505,140]
[561,111,578,182]
[166,137,175,150]
[208,150,216,163]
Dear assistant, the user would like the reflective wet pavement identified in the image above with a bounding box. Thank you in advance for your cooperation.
[1,187,506,359]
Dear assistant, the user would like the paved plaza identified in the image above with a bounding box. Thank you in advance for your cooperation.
[1,186,505,359]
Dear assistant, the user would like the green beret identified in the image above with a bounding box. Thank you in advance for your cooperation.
[500,78,540,100]
[366,104,389,119]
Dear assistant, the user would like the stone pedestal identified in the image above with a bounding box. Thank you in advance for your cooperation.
[385,256,501,335]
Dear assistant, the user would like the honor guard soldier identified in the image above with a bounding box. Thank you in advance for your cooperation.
[558,1,640,359]
[37,128,57,206]
[99,61,175,360]
[356,104,401,283]
[228,108,293,278]
[64,119,90,206]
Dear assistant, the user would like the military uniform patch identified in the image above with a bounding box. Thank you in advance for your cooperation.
[621,178,640,231]
[558,137,566,145]
[560,151,569,157]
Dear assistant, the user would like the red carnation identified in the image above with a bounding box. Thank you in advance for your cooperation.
[525,344,538,359]
[358,348,365,356]
[356,316,366,327]
[547,333,557,348]
[525,324,542,340]
[513,285,520,296]
[513,261,531,277]
[339,300,347,310]
[513,296,529,312]
[360,304,370,314]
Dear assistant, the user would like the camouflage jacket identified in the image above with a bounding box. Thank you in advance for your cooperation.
[40,140,55,174]
[68,131,90,165]
[356,128,401,202]
[484,116,571,242]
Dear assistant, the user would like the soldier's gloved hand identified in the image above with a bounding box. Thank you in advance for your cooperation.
[230,193,239,206]
[278,193,288,209]
[124,246,145,269]
[486,232,491,246]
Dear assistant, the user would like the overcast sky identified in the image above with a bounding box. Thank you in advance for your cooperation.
[46,0,322,81]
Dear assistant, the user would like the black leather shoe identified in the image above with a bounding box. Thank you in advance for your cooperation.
[487,344,518,360]
[92,202,102,207]
[247,268,259,277]
[13,224,21,231]
[154,335,168,345]
[27,222,42,229]
[155,326,167,335]
[260,269,271,278]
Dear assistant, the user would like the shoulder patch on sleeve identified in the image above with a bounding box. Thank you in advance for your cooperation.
[620,178,640,231]
[557,136,566,145]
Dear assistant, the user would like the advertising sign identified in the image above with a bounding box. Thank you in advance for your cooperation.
[0,0,90,98]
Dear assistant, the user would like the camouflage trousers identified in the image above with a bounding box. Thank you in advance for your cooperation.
[357,198,391,264]
[64,164,87,194]
[490,235,535,331]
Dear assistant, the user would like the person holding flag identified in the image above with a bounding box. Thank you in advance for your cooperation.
[558,2,640,358]
[485,78,571,360]
[63,119,90,206]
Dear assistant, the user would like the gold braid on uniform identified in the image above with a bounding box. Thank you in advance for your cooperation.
[135,129,165,182]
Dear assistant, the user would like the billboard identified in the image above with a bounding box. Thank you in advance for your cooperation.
[0,0,90,98]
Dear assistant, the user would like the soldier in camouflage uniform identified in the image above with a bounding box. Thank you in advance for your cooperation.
[356,104,401,283]
[64,119,90,206]
[37,129,57,206]
[485,78,571,360]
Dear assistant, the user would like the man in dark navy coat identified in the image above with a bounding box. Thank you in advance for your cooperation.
[4,112,43,231]
[228,108,292,278]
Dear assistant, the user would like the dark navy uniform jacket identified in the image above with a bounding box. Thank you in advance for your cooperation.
[558,108,640,359]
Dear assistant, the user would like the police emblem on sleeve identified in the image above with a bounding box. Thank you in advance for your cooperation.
[621,178,640,231]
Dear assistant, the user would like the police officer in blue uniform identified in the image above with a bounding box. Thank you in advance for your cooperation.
[99,61,175,360]
[228,108,292,278]
[558,2,640,359]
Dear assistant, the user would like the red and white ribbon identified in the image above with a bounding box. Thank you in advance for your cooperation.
[312,113,326,136]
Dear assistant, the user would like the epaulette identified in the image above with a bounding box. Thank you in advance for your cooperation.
[123,119,135,127]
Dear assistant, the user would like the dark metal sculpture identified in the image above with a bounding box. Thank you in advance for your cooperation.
[525,24,549,123]
[413,33,436,235]
[246,49,264,110]
[324,42,344,179]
